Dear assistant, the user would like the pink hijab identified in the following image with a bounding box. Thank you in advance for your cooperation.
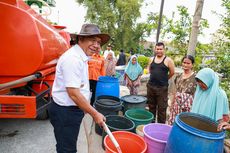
[105,51,116,76]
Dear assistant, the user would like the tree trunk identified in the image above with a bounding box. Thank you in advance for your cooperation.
[156,0,165,43]
[187,0,204,57]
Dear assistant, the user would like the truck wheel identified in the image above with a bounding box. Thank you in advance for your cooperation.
[36,109,49,120]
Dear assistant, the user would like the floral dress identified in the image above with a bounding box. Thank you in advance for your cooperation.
[168,72,197,125]
[124,75,142,95]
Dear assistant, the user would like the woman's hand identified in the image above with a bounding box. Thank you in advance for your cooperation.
[127,79,132,86]
[218,122,230,131]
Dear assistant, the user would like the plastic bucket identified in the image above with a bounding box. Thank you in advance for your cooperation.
[136,125,145,137]
[94,96,122,115]
[125,109,153,127]
[115,65,126,85]
[143,123,172,153]
[95,76,120,98]
[164,112,225,153]
[102,115,135,149]
[94,96,122,135]
[104,131,147,153]
[121,95,147,113]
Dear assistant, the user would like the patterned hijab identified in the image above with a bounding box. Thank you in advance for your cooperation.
[191,68,229,121]
[105,51,116,76]
[125,55,143,81]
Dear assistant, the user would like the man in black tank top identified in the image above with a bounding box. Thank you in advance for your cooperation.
[147,42,175,123]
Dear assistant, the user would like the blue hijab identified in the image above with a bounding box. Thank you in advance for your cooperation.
[125,55,143,81]
[191,68,229,121]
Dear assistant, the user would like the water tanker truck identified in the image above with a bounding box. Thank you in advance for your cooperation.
[0,0,70,119]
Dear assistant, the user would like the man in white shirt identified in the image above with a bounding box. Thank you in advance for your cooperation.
[103,44,115,59]
[49,24,110,153]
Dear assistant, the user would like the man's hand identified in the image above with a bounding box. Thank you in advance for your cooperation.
[92,112,106,127]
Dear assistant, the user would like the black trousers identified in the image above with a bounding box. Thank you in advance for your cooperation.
[147,83,168,123]
[48,102,84,153]
[89,80,98,106]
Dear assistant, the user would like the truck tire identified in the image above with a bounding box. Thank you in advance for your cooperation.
[36,109,49,120]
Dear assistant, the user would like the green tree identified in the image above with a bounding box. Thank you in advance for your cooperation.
[164,6,208,56]
[208,0,230,100]
[164,6,192,57]
[76,0,152,52]
[146,5,209,66]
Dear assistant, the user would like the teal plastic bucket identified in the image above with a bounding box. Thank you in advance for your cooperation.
[125,109,154,127]
[164,112,225,153]
[102,115,135,149]
[95,76,120,98]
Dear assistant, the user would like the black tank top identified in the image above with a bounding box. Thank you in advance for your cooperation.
[149,56,169,86]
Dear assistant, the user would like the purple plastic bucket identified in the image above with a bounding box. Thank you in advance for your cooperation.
[143,123,172,153]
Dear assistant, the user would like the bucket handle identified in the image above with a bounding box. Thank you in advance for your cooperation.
[103,122,122,153]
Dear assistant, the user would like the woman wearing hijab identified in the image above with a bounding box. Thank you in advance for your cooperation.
[191,68,229,122]
[104,51,117,76]
[124,55,143,95]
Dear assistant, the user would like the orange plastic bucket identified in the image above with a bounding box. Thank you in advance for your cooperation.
[104,131,147,153]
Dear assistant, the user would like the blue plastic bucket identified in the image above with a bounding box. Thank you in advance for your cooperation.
[164,112,225,153]
[95,76,120,98]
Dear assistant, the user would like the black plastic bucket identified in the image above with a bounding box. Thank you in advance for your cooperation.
[102,115,135,149]
[121,95,147,113]
[94,95,122,135]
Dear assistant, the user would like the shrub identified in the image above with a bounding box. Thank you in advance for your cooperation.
[138,56,150,69]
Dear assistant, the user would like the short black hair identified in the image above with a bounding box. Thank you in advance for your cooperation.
[155,42,165,48]
[182,55,195,64]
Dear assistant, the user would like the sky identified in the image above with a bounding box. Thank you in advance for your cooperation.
[46,0,225,43]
